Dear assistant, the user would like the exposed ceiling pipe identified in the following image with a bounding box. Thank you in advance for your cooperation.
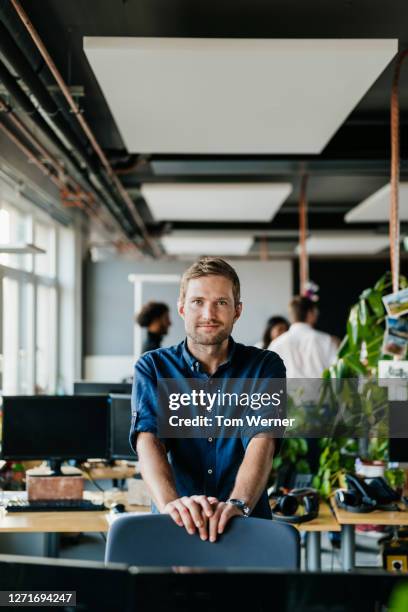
[0,95,82,193]
[390,50,408,293]
[0,98,124,238]
[0,57,135,240]
[0,23,142,246]
[298,173,309,296]
[10,0,161,257]
[0,22,88,163]
[0,116,110,236]
[0,117,68,192]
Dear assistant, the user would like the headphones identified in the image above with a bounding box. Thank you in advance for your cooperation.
[334,488,377,513]
[271,488,319,524]
[335,473,401,513]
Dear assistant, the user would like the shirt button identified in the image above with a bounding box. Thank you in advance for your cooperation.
[208,469,213,475]
[208,437,213,442]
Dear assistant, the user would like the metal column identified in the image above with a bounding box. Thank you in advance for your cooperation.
[306,532,321,571]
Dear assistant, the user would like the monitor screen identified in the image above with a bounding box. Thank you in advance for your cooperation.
[74,381,132,396]
[1,395,110,461]
[110,394,134,460]
[389,400,408,463]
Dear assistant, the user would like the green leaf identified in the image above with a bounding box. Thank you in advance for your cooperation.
[312,475,321,489]
[297,438,308,455]
[323,468,331,482]
[374,272,392,293]
[337,336,350,359]
[367,290,385,318]
[388,582,408,612]
[273,456,282,469]
[343,354,367,375]
[347,305,360,348]
[321,480,331,498]
[295,459,311,474]
[358,299,368,327]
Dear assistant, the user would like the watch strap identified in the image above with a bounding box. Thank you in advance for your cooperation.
[227,498,250,517]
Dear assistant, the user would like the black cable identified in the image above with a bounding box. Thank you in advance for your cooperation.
[81,466,105,493]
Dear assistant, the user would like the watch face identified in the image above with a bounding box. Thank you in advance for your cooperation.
[228,499,249,515]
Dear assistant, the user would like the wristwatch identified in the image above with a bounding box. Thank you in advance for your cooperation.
[227,498,251,517]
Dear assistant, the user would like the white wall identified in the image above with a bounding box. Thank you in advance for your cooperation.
[84,258,293,378]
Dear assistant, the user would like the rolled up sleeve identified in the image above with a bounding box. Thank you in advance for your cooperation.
[129,354,159,453]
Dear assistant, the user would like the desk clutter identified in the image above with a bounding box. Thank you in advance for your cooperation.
[5,498,107,513]
[269,487,320,524]
[335,473,402,513]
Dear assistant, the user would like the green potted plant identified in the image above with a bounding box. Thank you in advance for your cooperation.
[271,438,311,490]
[313,272,408,499]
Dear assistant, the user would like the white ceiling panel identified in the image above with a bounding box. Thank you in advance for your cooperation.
[296,232,389,254]
[161,233,253,255]
[83,37,397,154]
[141,183,292,221]
[345,183,408,223]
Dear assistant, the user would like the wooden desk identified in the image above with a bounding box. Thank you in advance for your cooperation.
[269,500,339,571]
[81,462,136,481]
[0,492,147,556]
[0,492,339,568]
[331,498,408,570]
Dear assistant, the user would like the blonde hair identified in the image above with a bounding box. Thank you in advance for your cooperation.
[179,257,241,305]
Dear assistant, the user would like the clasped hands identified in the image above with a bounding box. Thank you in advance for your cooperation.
[163,495,243,542]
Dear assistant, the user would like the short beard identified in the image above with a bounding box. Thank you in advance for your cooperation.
[188,328,230,346]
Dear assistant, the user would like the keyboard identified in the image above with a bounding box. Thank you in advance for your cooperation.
[5,499,107,512]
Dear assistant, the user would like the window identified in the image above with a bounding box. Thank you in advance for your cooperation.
[2,277,19,394]
[0,195,69,396]
[35,284,57,394]
[0,204,31,271]
[34,221,56,278]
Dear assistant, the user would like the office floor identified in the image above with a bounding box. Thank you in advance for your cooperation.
[58,530,384,570]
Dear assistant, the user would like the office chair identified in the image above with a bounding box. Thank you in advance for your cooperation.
[105,514,300,569]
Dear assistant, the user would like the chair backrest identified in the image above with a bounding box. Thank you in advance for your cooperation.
[105,514,300,569]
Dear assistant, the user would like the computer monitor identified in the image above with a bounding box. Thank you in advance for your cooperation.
[389,400,408,463]
[110,394,135,461]
[1,395,111,470]
[73,381,132,396]
[0,555,131,612]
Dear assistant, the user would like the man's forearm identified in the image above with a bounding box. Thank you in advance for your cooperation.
[136,432,178,512]
[228,437,275,511]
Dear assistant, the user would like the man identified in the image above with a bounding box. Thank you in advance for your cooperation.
[130,257,285,542]
[268,296,338,378]
[136,301,171,353]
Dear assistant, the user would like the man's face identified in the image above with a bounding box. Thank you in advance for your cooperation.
[178,275,242,346]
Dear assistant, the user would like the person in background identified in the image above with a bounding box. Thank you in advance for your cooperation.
[268,296,338,378]
[136,301,171,353]
[257,316,289,349]
[268,296,339,480]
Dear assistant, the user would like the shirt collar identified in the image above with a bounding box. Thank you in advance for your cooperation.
[182,336,236,373]
[289,322,312,332]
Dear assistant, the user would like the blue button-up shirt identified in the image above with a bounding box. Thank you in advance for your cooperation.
[130,337,285,519]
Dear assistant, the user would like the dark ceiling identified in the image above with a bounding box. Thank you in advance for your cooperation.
[1,0,408,244]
